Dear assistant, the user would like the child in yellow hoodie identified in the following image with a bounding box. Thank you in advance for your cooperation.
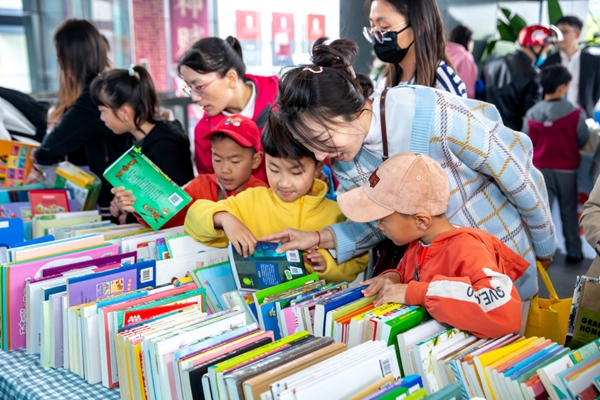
[184,120,368,283]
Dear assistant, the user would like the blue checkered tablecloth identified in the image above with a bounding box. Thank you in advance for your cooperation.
[0,349,119,400]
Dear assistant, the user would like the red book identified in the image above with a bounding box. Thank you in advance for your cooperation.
[28,189,71,215]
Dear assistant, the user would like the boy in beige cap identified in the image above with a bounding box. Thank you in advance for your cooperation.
[337,152,528,338]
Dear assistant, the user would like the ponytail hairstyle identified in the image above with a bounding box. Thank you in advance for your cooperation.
[271,37,366,157]
[364,0,451,88]
[90,65,161,134]
[177,36,246,78]
[50,19,109,126]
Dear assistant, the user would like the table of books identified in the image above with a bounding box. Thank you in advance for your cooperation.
[0,349,119,400]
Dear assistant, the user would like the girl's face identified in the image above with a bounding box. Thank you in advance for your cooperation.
[98,105,129,135]
[179,66,230,116]
[296,116,366,163]
[369,1,415,59]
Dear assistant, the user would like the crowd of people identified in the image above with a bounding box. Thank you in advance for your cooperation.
[3,0,600,338]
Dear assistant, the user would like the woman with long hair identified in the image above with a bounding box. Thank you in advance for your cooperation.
[365,0,466,96]
[26,19,130,217]
[177,36,278,183]
[261,39,556,321]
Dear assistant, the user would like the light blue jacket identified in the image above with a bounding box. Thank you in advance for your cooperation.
[328,85,557,300]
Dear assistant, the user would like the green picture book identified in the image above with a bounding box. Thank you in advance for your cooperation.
[103,146,191,230]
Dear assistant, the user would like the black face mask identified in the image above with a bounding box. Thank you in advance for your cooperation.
[373,26,414,64]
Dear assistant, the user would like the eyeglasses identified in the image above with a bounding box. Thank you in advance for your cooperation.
[363,21,408,44]
[182,74,222,97]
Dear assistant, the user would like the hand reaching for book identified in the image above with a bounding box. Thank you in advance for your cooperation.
[304,249,326,273]
[213,212,257,258]
[111,186,136,213]
[373,283,408,307]
[361,272,401,298]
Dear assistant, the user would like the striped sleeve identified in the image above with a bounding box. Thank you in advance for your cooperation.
[436,61,468,98]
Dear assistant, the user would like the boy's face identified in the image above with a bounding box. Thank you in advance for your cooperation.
[377,213,423,246]
[265,154,322,203]
[211,136,262,192]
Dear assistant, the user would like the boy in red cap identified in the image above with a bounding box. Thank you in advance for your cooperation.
[337,152,528,338]
[112,114,267,227]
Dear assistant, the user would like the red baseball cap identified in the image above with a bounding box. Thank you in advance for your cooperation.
[205,115,262,151]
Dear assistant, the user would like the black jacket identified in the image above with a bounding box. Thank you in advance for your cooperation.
[34,84,131,209]
[483,50,542,131]
[543,50,600,119]
[135,120,194,187]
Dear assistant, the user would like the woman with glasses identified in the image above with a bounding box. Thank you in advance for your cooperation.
[177,36,278,183]
[25,19,130,219]
[261,38,556,317]
[364,0,467,97]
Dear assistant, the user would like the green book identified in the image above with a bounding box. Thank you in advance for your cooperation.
[102,146,191,230]
[381,307,430,375]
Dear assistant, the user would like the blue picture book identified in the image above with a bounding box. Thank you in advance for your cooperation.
[228,242,307,291]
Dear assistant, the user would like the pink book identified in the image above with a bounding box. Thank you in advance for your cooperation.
[6,243,119,350]
[12,234,106,262]
[99,284,194,388]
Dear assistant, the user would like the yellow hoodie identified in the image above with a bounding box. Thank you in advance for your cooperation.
[184,179,368,283]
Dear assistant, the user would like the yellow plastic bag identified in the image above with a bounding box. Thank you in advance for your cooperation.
[524,262,572,345]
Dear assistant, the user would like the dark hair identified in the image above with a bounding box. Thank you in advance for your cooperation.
[209,132,256,155]
[263,115,316,163]
[364,0,451,87]
[540,64,572,95]
[177,36,245,78]
[355,72,375,98]
[555,15,583,31]
[272,38,365,155]
[90,65,160,133]
[449,25,473,51]
[50,19,109,125]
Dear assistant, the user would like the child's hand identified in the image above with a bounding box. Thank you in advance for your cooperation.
[373,283,408,306]
[304,249,327,273]
[111,186,135,213]
[214,212,257,258]
[361,273,401,297]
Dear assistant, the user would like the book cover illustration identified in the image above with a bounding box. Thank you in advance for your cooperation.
[0,140,37,187]
[29,189,71,215]
[55,162,102,211]
[103,146,191,230]
[229,241,307,291]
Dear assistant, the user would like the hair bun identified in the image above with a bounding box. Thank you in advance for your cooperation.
[311,37,358,71]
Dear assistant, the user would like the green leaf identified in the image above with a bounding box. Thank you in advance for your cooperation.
[498,21,517,42]
[480,38,498,63]
[500,7,513,22]
[548,0,563,25]
[508,13,528,35]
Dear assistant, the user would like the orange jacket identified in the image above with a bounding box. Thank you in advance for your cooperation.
[135,173,267,229]
[382,227,528,338]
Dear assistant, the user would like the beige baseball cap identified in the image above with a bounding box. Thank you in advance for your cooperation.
[337,152,450,222]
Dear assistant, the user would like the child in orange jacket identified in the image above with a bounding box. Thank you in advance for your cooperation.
[111,114,267,227]
[337,152,529,338]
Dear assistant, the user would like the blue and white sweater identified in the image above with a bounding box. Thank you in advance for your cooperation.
[328,85,557,300]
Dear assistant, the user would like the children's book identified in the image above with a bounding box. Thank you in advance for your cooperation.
[55,162,102,211]
[29,189,71,215]
[0,139,37,187]
[66,260,156,307]
[103,146,191,230]
[228,241,307,291]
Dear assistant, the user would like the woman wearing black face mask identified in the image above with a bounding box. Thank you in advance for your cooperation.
[364,0,467,97]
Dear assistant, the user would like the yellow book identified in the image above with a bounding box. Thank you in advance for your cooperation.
[348,302,401,348]
[474,336,540,400]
